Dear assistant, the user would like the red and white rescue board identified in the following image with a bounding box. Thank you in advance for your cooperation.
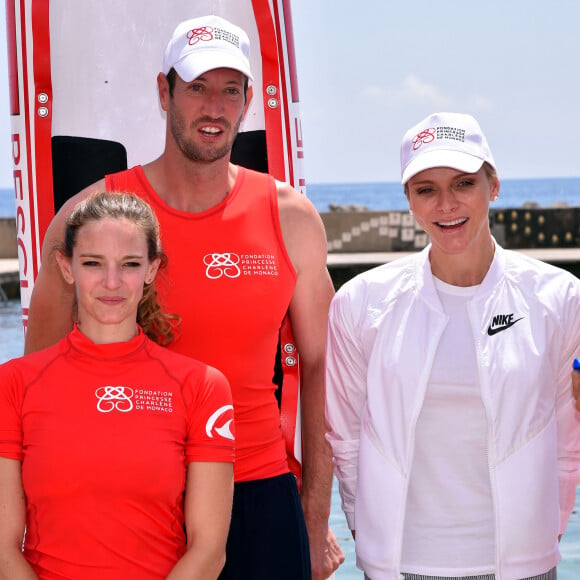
[5,0,305,482]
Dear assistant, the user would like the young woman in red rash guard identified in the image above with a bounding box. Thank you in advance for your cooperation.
[0,192,235,579]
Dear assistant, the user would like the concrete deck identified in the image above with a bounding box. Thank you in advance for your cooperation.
[0,259,18,274]
[0,259,20,299]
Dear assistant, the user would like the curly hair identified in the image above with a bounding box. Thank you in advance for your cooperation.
[59,191,180,345]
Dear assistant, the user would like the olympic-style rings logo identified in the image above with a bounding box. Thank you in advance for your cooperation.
[205,405,235,440]
[95,386,134,413]
[412,128,436,150]
[203,253,241,279]
[187,26,214,45]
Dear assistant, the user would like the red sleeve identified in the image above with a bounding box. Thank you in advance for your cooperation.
[0,360,24,460]
[184,365,235,464]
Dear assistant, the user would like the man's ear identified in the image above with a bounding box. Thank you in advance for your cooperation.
[242,84,254,119]
[157,72,170,112]
[55,251,74,285]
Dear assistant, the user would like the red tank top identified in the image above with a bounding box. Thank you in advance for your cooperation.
[106,166,297,481]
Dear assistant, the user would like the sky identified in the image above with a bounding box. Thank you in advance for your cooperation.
[290,0,580,183]
[0,0,579,187]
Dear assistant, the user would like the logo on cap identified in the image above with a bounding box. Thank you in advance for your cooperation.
[412,126,468,152]
[413,128,436,150]
[188,26,214,45]
[187,26,241,49]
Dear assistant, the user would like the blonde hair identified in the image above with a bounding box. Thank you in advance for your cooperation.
[60,191,180,345]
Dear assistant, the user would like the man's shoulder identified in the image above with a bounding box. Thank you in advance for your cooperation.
[104,165,143,190]
[274,179,319,221]
[232,165,275,199]
[234,166,318,227]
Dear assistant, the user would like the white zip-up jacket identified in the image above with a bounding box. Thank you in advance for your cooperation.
[325,243,580,580]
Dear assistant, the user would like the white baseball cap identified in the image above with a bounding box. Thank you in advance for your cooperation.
[400,112,496,185]
[163,15,253,82]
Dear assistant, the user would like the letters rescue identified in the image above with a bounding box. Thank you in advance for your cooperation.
[241,254,279,276]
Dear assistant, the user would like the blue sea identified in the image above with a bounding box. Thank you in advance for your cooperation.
[1,178,580,578]
[1,177,580,216]
[0,187,14,216]
[304,176,580,213]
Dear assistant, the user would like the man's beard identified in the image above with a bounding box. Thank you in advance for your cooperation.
[169,106,242,163]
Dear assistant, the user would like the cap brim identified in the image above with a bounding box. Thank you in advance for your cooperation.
[173,50,253,82]
[402,150,484,185]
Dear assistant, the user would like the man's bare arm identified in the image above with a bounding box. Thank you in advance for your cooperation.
[24,180,106,353]
[277,182,344,579]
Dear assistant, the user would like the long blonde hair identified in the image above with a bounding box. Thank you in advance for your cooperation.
[59,191,180,345]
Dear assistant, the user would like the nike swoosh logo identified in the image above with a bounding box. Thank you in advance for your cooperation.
[487,317,524,336]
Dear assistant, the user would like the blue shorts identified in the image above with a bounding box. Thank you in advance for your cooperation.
[218,472,311,580]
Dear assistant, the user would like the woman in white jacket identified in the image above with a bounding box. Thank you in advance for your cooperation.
[325,112,580,580]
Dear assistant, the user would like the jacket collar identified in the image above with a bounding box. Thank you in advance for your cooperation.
[413,238,505,308]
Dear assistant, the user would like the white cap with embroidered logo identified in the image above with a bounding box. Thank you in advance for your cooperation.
[400,112,496,185]
[163,15,253,82]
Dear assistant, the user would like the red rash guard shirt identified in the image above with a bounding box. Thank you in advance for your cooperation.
[0,327,234,579]
[106,166,297,481]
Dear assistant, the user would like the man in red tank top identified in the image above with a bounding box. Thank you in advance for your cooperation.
[25,14,344,580]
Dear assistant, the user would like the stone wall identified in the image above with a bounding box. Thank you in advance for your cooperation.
[321,210,428,253]
[320,207,580,253]
[0,218,16,259]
